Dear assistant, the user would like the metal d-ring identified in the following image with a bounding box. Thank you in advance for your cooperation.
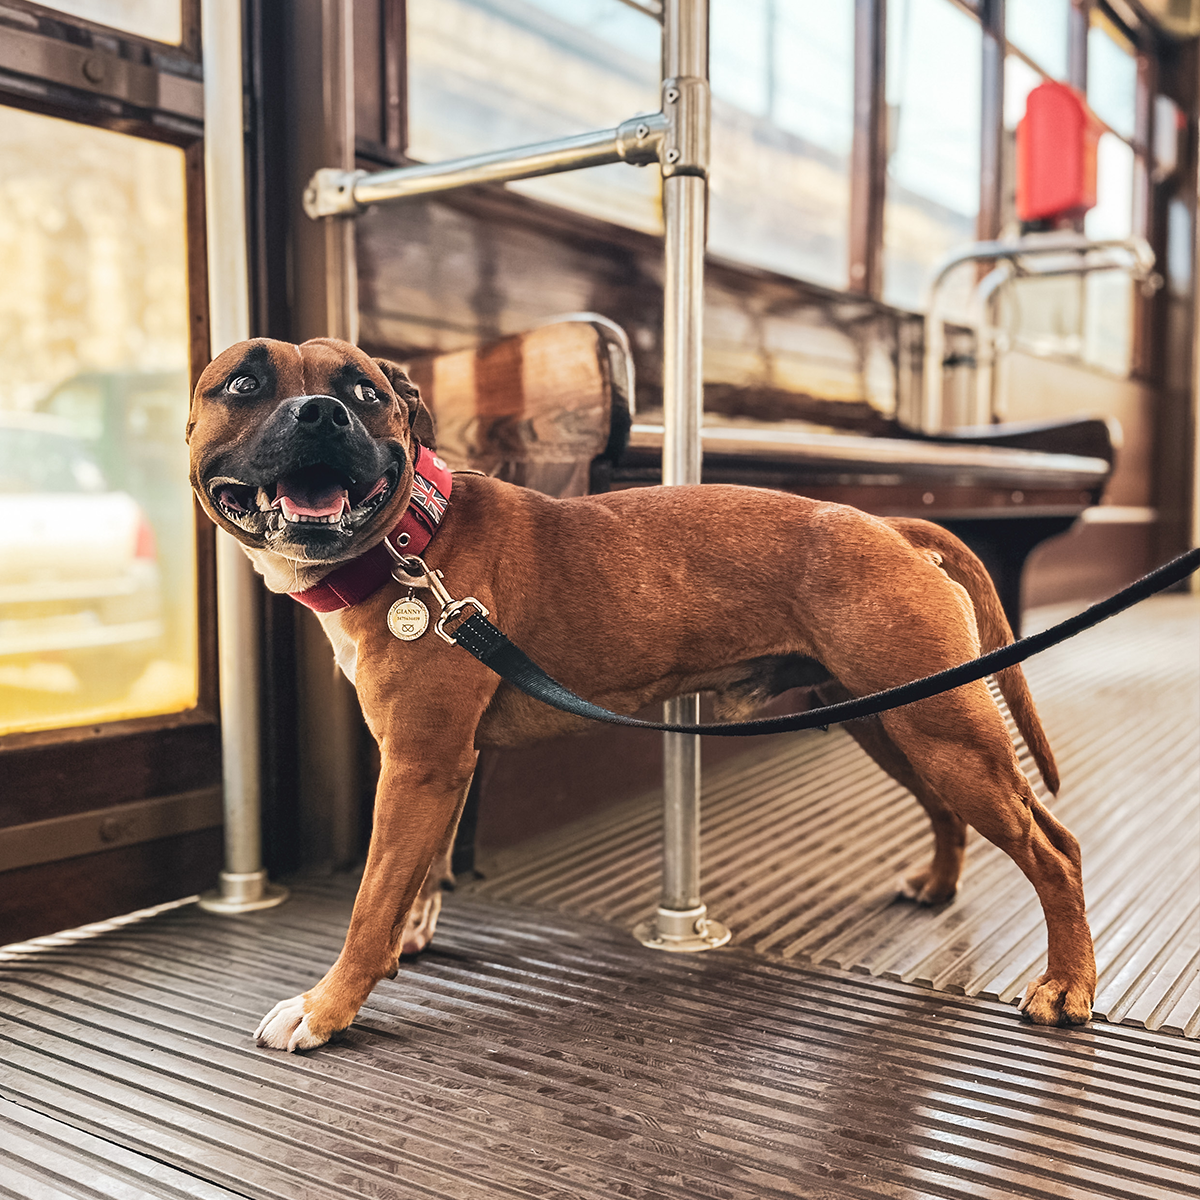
[382,532,411,561]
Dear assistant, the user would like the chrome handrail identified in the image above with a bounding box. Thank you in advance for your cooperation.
[921,233,1160,433]
[304,114,669,218]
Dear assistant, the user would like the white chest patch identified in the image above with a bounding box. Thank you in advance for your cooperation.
[316,610,358,685]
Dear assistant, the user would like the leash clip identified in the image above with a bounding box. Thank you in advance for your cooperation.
[384,547,489,643]
[434,597,490,644]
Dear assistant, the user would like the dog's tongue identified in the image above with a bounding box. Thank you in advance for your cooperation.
[275,471,349,519]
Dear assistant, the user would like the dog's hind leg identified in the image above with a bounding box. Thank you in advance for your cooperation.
[398,771,474,957]
[814,681,966,904]
[878,685,1095,1026]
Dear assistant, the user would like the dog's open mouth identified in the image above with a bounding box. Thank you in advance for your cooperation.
[210,462,398,540]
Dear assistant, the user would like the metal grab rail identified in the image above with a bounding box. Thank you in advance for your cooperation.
[921,233,1159,433]
[303,0,727,953]
[304,114,668,217]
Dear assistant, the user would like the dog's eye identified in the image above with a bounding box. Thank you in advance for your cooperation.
[354,382,380,404]
[227,374,259,395]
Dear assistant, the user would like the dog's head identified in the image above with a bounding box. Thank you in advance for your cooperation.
[188,337,436,565]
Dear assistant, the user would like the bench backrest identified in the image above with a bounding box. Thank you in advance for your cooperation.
[402,315,634,498]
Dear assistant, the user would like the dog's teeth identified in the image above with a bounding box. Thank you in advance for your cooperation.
[256,488,274,511]
[280,511,345,525]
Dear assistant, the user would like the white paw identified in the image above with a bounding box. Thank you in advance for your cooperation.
[253,994,329,1052]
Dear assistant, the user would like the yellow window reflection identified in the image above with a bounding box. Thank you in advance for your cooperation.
[0,107,196,735]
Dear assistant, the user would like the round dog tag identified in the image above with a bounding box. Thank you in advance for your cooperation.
[387,596,429,641]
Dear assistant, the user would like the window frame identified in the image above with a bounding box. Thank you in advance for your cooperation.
[8,0,202,56]
[0,10,219,799]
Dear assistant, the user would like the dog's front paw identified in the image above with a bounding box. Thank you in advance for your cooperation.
[254,994,333,1052]
[1017,974,1093,1026]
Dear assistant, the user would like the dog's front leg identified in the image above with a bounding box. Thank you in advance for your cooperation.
[254,747,476,1052]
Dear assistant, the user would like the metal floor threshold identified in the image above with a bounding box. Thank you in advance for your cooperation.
[473,595,1200,1037]
[1,881,1198,1200]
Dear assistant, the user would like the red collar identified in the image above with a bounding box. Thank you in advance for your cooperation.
[288,445,453,613]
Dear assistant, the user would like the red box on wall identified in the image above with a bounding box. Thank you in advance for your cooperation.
[1016,81,1102,223]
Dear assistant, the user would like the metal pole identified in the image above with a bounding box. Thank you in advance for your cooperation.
[291,0,365,871]
[633,0,729,953]
[197,0,287,913]
[296,0,727,946]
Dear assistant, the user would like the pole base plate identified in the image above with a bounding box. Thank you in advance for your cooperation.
[633,904,731,953]
[197,870,290,915]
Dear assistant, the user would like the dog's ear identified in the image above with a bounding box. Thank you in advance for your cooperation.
[374,358,437,450]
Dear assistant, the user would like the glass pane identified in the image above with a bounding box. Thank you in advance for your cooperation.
[1088,15,1137,141]
[1006,134,1135,376]
[1004,52,1046,131]
[883,0,981,313]
[0,107,196,735]
[1084,132,1135,374]
[406,0,662,233]
[1083,270,1133,374]
[708,0,855,289]
[1086,131,1134,240]
[1006,0,1069,79]
[35,0,182,44]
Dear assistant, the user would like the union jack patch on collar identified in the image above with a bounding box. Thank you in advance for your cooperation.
[409,471,449,532]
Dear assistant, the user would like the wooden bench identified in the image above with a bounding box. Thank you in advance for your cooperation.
[402,314,633,499]
[403,315,1114,630]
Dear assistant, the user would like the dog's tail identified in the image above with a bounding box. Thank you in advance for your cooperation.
[887,517,1061,795]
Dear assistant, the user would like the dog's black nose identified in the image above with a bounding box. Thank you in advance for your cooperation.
[292,395,350,428]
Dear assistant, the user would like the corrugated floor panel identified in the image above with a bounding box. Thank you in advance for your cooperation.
[1,882,1198,1200]
[0,1098,245,1200]
[474,595,1200,1037]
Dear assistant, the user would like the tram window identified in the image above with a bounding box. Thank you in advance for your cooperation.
[1166,197,1193,300]
[707,0,855,290]
[1087,15,1138,142]
[0,106,197,735]
[882,0,982,315]
[1005,0,1069,80]
[1001,131,1135,377]
[1083,17,1138,377]
[405,0,663,234]
[1004,53,1044,132]
[32,1,183,44]
[1087,133,1135,241]
[1084,134,1135,374]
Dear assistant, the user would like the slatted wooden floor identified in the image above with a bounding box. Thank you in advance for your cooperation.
[2,883,1198,1200]
[1,596,1197,1199]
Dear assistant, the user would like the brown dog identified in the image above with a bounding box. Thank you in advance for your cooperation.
[188,336,1096,1051]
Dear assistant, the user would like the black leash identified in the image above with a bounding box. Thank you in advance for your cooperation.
[446,547,1200,737]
